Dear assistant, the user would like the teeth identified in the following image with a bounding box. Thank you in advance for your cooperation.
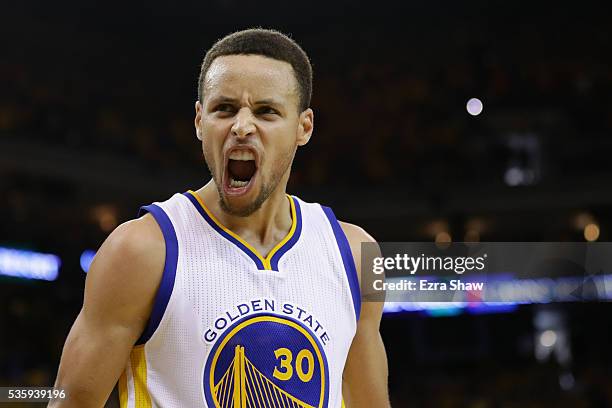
[230,178,249,188]
[229,150,255,161]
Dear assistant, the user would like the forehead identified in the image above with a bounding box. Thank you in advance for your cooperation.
[203,54,298,104]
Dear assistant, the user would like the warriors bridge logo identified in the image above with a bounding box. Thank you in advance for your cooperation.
[203,307,330,408]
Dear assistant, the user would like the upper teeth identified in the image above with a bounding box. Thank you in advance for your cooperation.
[229,150,255,161]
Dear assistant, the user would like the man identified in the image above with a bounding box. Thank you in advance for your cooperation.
[51,29,389,408]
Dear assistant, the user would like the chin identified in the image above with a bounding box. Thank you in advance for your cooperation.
[219,197,261,217]
[220,180,275,218]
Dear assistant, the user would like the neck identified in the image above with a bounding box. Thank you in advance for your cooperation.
[195,176,292,251]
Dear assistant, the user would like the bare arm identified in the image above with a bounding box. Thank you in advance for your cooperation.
[49,215,164,407]
[340,222,390,408]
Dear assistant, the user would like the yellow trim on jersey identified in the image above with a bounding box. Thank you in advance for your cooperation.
[118,370,128,408]
[187,190,297,270]
[130,345,152,408]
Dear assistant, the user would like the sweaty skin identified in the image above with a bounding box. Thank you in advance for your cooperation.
[50,54,390,407]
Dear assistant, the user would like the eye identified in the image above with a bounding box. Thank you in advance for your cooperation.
[255,106,278,116]
[214,104,236,114]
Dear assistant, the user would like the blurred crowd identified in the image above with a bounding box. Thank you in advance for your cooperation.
[1,9,611,190]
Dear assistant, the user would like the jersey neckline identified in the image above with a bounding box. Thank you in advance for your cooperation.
[183,190,302,271]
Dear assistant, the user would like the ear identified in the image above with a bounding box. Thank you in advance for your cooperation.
[195,100,203,141]
[296,108,314,146]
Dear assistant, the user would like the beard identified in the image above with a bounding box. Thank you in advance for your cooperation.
[203,145,295,217]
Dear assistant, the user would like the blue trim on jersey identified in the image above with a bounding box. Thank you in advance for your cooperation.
[269,197,302,270]
[183,192,266,269]
[321,206,361,321]
[135,204,179,345]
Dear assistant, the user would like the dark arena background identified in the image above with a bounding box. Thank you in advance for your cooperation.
[1,1,611,407]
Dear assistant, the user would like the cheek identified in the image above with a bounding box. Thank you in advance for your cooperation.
[263,123,298,150]
[201,131,222,168]
[263,134,293,158]
[201,122,228,151]
[262,137,297,175]
[202,114,232,136]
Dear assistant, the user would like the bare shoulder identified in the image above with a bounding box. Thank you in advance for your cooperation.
[88,213,164,286]
[338,221,376,245]
[100,213,164,265]
[338,221,384,325]
[338,221,376,284]
[50,214,167,406]
[83,213,165,331]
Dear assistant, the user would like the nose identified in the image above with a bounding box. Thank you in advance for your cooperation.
[230,107,256,139]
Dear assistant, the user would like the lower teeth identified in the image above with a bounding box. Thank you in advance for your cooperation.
[230,178,248,188]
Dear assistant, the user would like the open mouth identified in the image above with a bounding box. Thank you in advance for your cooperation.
[224,148,258,195]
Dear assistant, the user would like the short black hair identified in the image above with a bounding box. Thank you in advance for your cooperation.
[198,28,312,112]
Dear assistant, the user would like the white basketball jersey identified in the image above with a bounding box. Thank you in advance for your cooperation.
[118,190,361,408]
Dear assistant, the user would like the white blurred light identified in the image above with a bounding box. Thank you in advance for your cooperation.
[0,246,60,281]
[540,330,557,347]
[466,98,483,116]
[80,250,97,273]
[504,166,524,186]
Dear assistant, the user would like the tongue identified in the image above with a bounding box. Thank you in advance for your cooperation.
[228,160,256,181]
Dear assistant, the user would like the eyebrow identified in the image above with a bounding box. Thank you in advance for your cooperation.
[209,96,283,107]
